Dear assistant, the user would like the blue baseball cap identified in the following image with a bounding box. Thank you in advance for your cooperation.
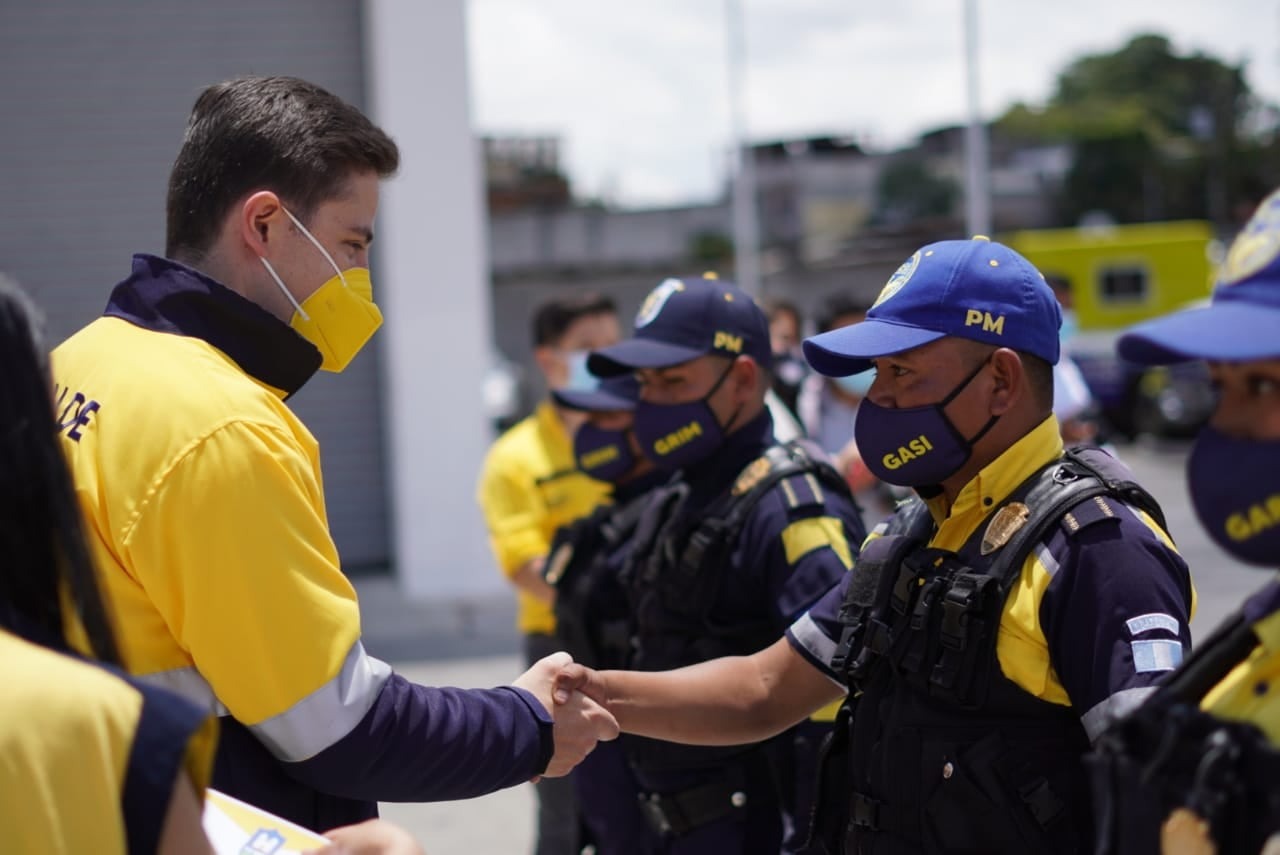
[551,374,640,412]
[588,275,772,377]
[1119,190,1280,365]
[803,236,1062,377]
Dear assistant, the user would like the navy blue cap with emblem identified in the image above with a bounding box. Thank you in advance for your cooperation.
[1119,188,1280,365]
[802,236,1062,377]
[551,374,640,412]
[587,275,772,377]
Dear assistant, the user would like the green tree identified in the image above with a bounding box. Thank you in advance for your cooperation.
[874,157,958,226]
[997,33,1272,226]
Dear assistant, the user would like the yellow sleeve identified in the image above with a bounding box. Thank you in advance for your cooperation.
[120,419,361,726]
[477,451,551,576]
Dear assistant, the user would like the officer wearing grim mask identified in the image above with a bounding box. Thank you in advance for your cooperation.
[554,238,1196,855]
[1090,190,1280,854]
[581,274,866,855]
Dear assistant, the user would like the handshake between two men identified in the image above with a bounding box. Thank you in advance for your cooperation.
[514,640,842,777]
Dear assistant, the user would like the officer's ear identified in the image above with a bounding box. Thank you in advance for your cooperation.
[730,355,762,403]
[987,348,1023,416]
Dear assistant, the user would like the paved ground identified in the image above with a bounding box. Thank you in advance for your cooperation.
[354,437,1269,854]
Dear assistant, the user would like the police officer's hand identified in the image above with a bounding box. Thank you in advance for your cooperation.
[316,819,425,855]
[551,661,608,708]
[512,651,620,780]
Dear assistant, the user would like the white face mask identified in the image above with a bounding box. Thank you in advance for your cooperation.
[259,207,382,373]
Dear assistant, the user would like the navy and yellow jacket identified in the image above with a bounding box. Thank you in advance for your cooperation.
[53,255,553,831]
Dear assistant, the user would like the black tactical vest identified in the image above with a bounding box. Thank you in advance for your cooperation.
[812,447,1167,855]
[545,487,656,669]
[1089,608,1280,855]
[625,440,861,772]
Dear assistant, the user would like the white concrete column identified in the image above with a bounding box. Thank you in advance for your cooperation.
[365,0,501,598]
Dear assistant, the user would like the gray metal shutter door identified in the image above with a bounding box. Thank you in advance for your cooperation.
[0,0,390,569]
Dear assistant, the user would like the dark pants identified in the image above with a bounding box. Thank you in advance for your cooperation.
[526,632,582,855]
[574,738,658,855]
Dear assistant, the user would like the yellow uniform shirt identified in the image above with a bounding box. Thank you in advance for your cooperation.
[477,401,612,634]
[1202,574,1280,745]
[0,629,215,855]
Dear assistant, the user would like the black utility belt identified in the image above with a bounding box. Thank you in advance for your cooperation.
[637,766,749,838]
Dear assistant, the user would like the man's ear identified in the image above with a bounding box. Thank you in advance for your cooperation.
[988,348,1023,416]
[239,191,285,256]
[732,355,761,402]
[533,345,560,385]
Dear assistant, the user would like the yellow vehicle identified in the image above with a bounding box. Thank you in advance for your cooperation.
[1004,221,1219,438]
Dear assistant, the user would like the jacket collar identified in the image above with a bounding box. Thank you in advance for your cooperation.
[104,254,321,398]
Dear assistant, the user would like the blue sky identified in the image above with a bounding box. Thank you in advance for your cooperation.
[467,0,1280,207]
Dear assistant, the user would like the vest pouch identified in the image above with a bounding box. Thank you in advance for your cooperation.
[927,571,999,709]
[921,730,1083,855]
[805,703,854,855]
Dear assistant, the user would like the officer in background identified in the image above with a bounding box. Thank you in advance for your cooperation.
[584,275,866,854]
[554,239,1196,855]
[1091,189,1280,854]
[477,292,621,855]
[545,373,666,855]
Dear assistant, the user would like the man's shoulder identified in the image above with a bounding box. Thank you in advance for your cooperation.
[55,318,313,479]
[483,411,554,474]
[0,632,143,731]
[736,445,864,540]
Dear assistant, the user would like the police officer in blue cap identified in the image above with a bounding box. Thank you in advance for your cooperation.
[581,275,865,854]
[555,240,1196,854]
[545,373,665,855]
[1090,191,1280,854]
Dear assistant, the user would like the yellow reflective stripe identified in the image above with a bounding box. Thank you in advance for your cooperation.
[781,516,853,570]
[810,697,844,722]
[996,549,1070,706]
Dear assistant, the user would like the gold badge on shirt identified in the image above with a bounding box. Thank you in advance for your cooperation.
[980,502,1030,555]
[733,456,773,496]
[1160,807,1216,855]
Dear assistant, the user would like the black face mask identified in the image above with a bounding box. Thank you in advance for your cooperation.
[853,356,999,488]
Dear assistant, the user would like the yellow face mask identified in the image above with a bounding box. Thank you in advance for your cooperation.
[259,207,383,373]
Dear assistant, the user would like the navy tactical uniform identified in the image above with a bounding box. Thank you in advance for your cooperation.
[790,238,1195,854]
[790,439,1192,853]
[547,469,667,855]
[544,373,665,855]
[1092,202,1280,855]
[587,275,867,854]
[622,414,863,854]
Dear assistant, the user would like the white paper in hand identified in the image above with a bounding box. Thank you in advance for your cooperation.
[202,788,331,854]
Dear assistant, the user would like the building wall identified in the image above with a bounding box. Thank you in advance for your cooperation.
[0,1,391,569]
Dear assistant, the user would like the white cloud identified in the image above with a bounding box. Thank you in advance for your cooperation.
[468,0,1279,207]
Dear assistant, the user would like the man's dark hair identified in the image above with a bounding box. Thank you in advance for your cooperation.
[165,76,400,262]
[1020,351,1055,413]
[532,293,618,347]
[760,297,801,328]
[0,276,121,665]
[817,295,872,334]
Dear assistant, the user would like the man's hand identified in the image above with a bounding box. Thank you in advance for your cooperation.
[551,661,608,708]
[513,652,619,779]
[316,819,425,854]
